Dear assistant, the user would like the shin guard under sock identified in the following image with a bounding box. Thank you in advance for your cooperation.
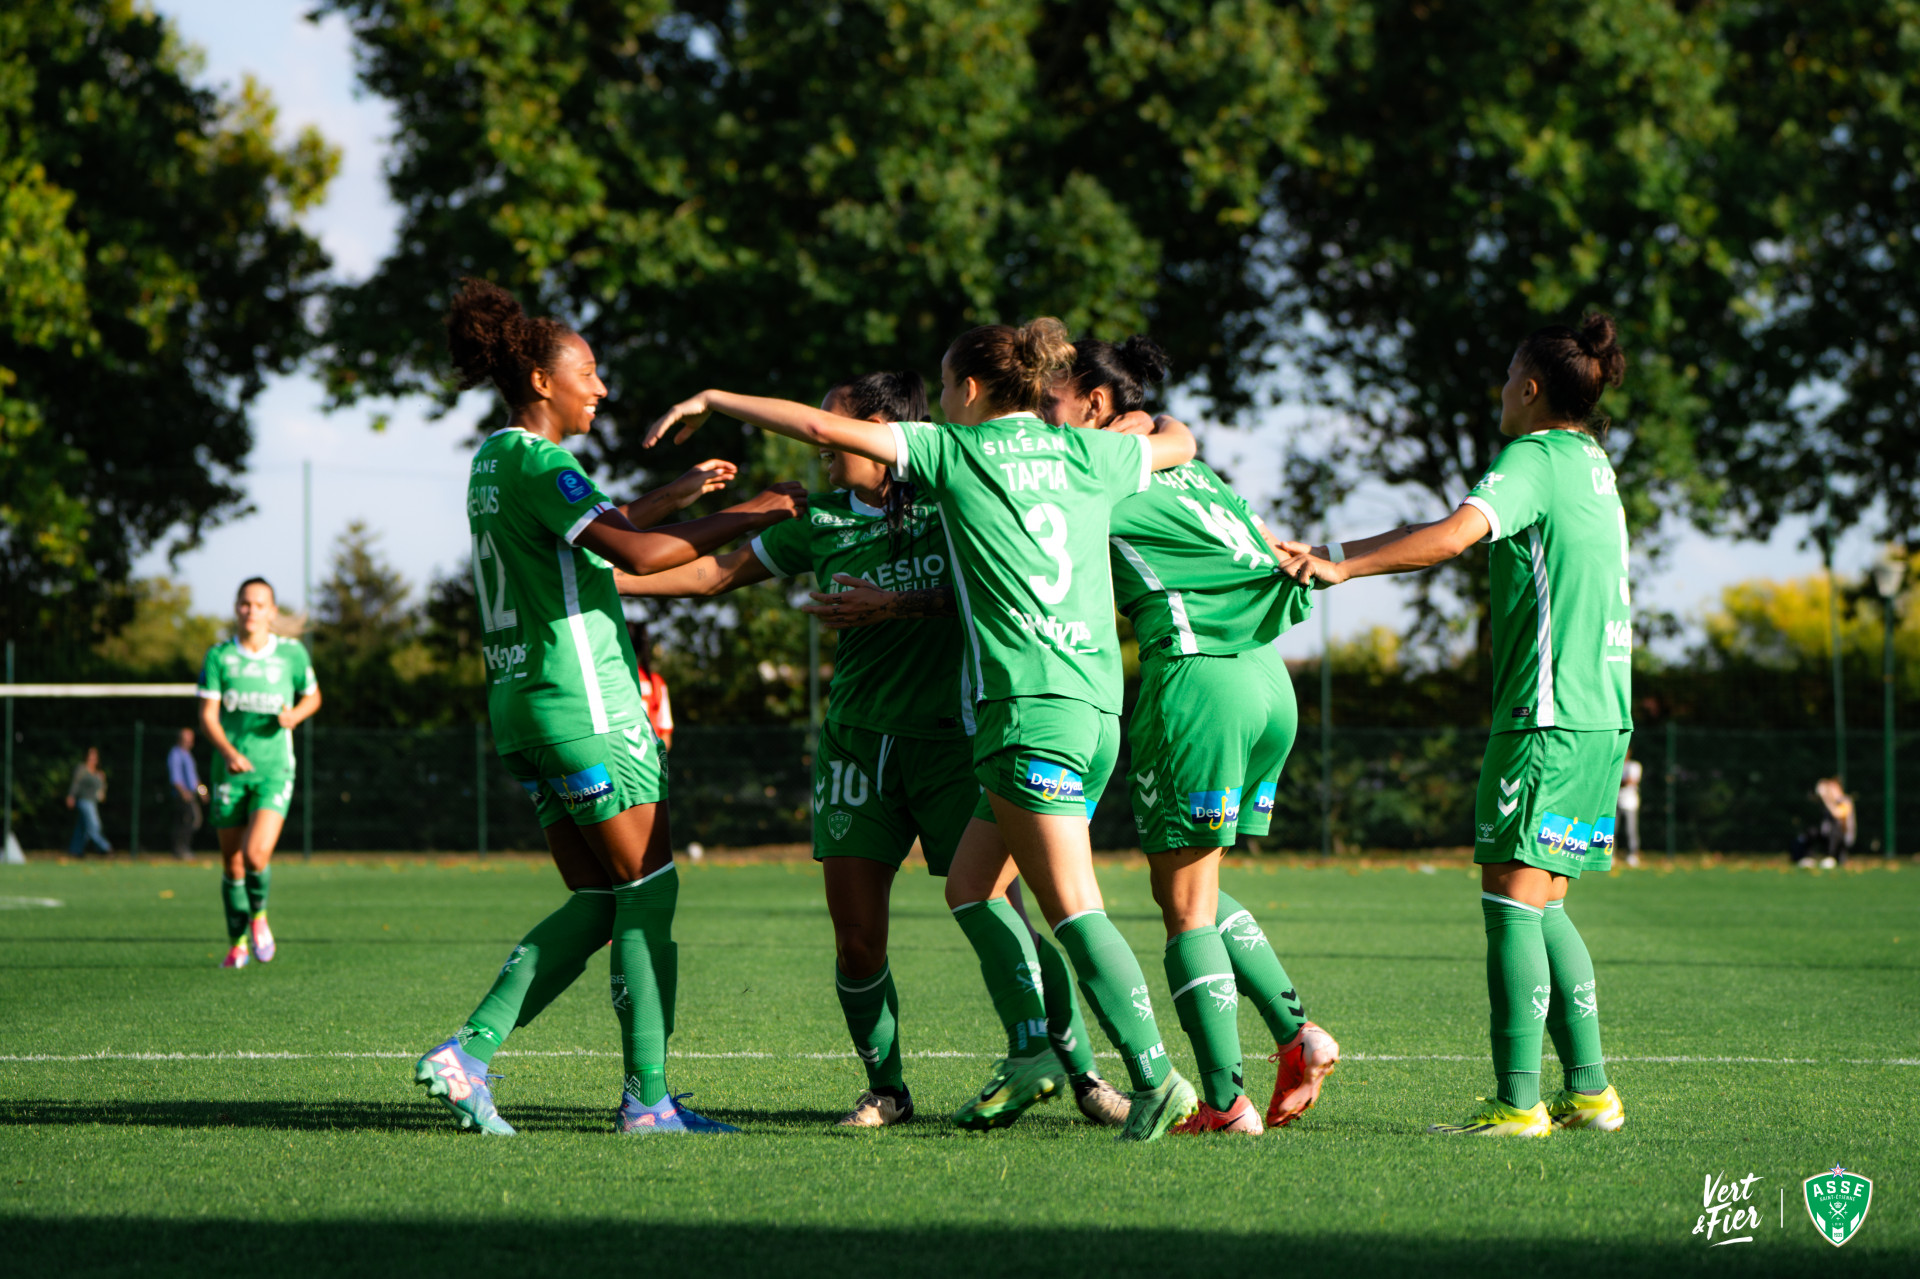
[836,962,904,1091]
[612,864,678,1105]
[1035,934,1097,1078]
[951,898,1048,1056]
[1542,900,1608,1092]
[1165,926,1244,1109]
[1215,889,1306,1044]
[1053,910,1170,1092]
[458,889,617,1064]
[221,878,250,944]
[1482,893,1550,1110]
[244,866,271,915]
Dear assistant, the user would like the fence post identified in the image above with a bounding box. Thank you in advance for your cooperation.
[3,640,13,853]
[1319,586,1333,858]
[475,721,488,856]
[1664,721,1677,856]
[302,722,314,860]
[130,720,144,856]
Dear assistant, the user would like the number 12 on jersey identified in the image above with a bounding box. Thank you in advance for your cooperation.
[472,530,519,632]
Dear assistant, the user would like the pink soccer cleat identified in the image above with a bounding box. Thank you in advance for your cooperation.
[1267,1021,1340,1128]
[250,913,276,963]
[1172,1094,1265,1135]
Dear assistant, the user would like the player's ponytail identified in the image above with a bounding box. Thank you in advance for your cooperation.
[946,316,1076,414]
[1063,334,1171,418]
[445,278,578,407]
[1516,312,1627,438]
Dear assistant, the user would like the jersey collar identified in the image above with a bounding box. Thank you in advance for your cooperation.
[235,632,279,658]
[847,491,886,519]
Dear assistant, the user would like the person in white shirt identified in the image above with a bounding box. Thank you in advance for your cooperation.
[1616,752,1642,867]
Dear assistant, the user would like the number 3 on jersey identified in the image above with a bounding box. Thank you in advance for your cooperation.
[472,530,519,632]
[1025,503,1073,605]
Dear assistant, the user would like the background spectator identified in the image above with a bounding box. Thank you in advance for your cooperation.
[629,621,674,751]
[168,727,206,860]
[1616,751,1643,867]
[65,747,111,856]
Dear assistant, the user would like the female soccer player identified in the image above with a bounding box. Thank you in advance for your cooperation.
[618,369,1129,1129]
[645,319,1207,1140]
[197,578,320,968]
[412,278,803,1136]
[1281,313,1632,1136]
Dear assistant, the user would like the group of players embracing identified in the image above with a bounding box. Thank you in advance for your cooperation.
[417,276,1634,1144]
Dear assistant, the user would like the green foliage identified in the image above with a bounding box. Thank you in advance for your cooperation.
[0,1,337,640]
[90,577,222,679]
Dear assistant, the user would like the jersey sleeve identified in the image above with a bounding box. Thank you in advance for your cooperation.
[197,646,224,700]
[524,445,616,545]
[1086,430,1154,502]
[888,421,947,488]
[291,642,319,695]
[1463,435,1554,543]
[751,512,814,578]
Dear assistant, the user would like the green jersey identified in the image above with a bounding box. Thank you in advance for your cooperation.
[889,413,1154,713]
[467,426,645,753]
[751,489,969,739]
[1463,428,1633,734]
[1108,459,1314,658]
[196,634,317,773]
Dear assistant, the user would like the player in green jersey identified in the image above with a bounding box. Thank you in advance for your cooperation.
[1281,313,1633,1137]
[644,318,1208,1141]
[621,370,1129,1129]
[197,578,321,969]
[412,279,804,1137]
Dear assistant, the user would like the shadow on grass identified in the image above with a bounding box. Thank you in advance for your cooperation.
[2,1217,1899,1279]
[0,1098,612,1135]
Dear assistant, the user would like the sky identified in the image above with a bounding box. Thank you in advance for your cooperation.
[138,1,1894,662]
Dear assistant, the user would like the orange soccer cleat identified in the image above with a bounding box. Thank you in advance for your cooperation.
[1267,1021,1340,1127]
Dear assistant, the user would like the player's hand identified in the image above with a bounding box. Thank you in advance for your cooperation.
[1280,550,1346,588]
[276,709,300,729]
[654,459,738,511]
[224,750,255,774]
[732,483,807,522]
[1106,410,1155,436]
[643,395,714,447]
[801,575,897,629]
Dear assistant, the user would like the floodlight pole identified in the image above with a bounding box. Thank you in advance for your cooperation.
[1823,527,1847,786]
[1320,533,1333,859]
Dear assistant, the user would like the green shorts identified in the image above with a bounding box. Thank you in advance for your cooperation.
[210,768,295,827]
[1126,646,1297,853]
[501,724,665,828]
[812,721,977,875]
[1473,728,1631,878]
[970,695,1120,821]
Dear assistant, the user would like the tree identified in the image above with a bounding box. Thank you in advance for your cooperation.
[0,2,337,640]
[91,577,222,678]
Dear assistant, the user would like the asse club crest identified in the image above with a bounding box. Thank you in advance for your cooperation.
[828,811,853,841]
[1803,1167,1871,1247]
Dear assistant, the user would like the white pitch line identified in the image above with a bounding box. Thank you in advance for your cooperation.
[2,1050,1916,1066]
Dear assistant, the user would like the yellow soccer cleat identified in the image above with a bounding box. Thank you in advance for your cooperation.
[951,1051,1064,1132]
[1428,1098,1553,1137]
[1546,1085,1625,1131]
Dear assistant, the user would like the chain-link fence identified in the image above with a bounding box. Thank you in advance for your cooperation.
[2,719,1912,856]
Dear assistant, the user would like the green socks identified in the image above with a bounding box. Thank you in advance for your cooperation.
[612,865,679,1106]
[1542,900,1609,1093]
[1482,893,1550,1110]
[1216,889,1306,1045]
[836,962,904,1092]
[1034,934,1098,1078]
[952,898,1049,1057]
[457,888,617,1064]
[221,878,250,943]
[244,866,270,916]
[1165,926,1244,1109]
[1053,909,1171,1092]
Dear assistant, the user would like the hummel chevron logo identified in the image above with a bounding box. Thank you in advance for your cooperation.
[1137,770,1159,807]
[622,727,648,762]
[1500,777,1521,796]
[1499,797,1519,816]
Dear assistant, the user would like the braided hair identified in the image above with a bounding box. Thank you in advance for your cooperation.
[827,370,929,555]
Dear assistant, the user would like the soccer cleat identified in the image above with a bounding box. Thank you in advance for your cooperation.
[1172,1094,1265,1135]
[951,1051,1065,1132]
[1428,1098,1552,1137]
[1071,1072,1130,1126]
[617,1091,741,1134]
[412,1037,515,1135]
[221,940,250,969]
[1118,1070,1199,1143]
[836,1088,914,1128]
[250,912,276,963]
[1546,1085,1625,1132]
[1267,1021,1340,1127]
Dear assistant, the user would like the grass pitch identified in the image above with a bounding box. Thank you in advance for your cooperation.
[2,854,1915,1277]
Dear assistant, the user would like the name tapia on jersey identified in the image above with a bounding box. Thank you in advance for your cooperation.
[1188,787,1243,829]
[1006,605,1097,655]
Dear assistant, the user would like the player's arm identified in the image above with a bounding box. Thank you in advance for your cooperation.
[579,484,806,576]
[1279,504,1490,587]
[1263,522,1434,562]
[197,691,252,774]
[644,391,899,467]
[1105,410,1196,472]
[801,574,957,630]
[276,688,322,731]
[618,459,738,529]
[614,545,774,598]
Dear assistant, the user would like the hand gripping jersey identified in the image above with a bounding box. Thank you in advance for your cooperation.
[751,489,969,738]
[467,426,646,752]
[887,414,1154,713]
[1462,429,1633,734]
[197,634,318,771]
[1108,458,1314,658]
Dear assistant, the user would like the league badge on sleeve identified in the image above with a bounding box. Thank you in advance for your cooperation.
[1803,1167,1871,1247]
[556,469,594,503]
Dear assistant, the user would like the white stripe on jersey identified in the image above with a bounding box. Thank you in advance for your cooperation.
[564,500,613,546]
[556,541,611,735]
[1528,526,1554,728]
[1110,536,1196,655]
[937,502,987,716]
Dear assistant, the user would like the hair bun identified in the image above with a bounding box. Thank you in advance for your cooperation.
[446,278,528,390]
[1116,335,1171,387]
[1012,317,1075,378]
[1576,312,1626,388]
